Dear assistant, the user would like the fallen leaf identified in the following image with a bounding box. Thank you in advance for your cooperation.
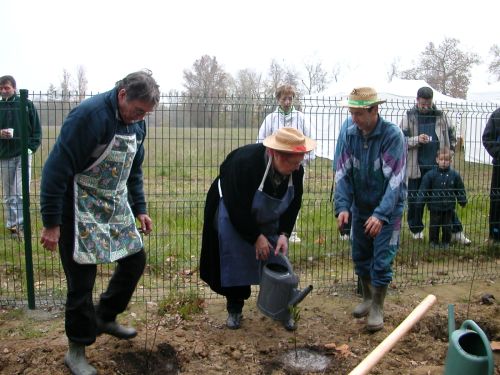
[324,343,336,350]
[491,341,500,351]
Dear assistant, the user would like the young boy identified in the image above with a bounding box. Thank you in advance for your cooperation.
[417,148,467,248]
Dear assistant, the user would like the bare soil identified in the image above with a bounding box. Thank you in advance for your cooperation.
[1,280,499,375]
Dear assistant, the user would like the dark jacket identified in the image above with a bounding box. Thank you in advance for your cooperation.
[482,107,500,165]
[40,88,147,228]
[199,143,304,293]
[417,166,467,211]
[0,94,42,159]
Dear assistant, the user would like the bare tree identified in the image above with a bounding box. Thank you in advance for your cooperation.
[302,61,330,95]
[76,65,88,100]
[232,69,263,97]
[182,55,231,128]
[183,55,230,97]
[331,63,342,83]
[47,83,57,100]
[387,58,400,83]
[263,59,301,97]
[60,69,72,100]
[489,44,500,81]
[399,38,480,99]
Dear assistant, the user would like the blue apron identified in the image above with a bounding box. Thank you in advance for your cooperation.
[218,156,295,287]
[72,134,143,264]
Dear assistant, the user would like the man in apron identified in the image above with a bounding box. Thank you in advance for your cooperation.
[40,71,159,375]
[200,127,315,331]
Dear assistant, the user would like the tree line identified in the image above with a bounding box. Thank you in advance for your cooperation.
[53,38,499,100]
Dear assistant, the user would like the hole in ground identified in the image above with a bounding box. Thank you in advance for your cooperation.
[113,342,179,375]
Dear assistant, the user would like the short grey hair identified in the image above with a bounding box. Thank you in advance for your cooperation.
[115,70,160,106]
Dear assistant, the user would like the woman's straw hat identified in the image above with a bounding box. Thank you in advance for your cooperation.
[342,87,386,108]
[263,127,316,153]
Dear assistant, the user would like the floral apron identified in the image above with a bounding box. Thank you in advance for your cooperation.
[218,156,295,287]
[72,134,143,264]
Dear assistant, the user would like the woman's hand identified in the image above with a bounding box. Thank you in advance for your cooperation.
[274,234,288,256]
[255,234,271,260]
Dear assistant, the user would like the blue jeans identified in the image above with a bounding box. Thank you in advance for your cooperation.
[351,214,401,286]
[0,154,31,229]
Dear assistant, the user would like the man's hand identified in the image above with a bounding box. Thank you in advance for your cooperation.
[337,211,350,232]
[364,216,383,238]
[418,134,431,144]
[40,226,61,252]
[137,214,153,235]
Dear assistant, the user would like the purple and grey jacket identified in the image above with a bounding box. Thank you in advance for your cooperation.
[334,115,407,221]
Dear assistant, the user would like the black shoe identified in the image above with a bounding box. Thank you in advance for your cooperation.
[96,318,137,339]
[226,312,242,329]
[282,317,296,331]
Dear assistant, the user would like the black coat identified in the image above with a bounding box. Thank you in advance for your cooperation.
[482,107,500,165]
[199,143,304,294]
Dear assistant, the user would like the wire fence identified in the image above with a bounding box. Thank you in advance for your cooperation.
[0,91,499,308]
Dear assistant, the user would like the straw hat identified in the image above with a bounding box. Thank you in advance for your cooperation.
[263,127,316,153]
[342,87,386,108]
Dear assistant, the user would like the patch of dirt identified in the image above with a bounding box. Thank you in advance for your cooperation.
[1,280,499,374]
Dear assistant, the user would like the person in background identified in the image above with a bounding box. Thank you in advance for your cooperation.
[335,87,406,332]
[482,107,500,244]
[201,127,315,331]
[401,86,471,245]
[0,75,42,240]
[40,71,159,375]
[417,148,467,248]
[257,84,315,243]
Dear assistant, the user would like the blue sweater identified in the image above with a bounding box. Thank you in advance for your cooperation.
[334,115,407,222]
[40,88,147,228]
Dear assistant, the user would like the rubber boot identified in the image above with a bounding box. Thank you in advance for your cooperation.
[366,285,388,332]
[353,277,372,318]
[96,317,137,339]
[64,341,97,375]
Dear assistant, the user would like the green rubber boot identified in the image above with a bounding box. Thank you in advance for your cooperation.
[353,277,372,318]
[64,340,97,375]
[367,285,388,332]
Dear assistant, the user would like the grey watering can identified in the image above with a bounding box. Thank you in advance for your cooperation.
[257,253,313,322]
[444,304,494,375]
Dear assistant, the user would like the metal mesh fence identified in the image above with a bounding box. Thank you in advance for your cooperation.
[0,91,498,308]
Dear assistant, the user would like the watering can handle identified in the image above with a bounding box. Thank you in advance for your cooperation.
[462,320,494,375]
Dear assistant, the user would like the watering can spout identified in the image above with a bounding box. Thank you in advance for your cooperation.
[288,285,313,308]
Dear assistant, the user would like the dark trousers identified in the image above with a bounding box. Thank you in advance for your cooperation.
[489,164,500,240]
[59,220,146,345]
[429,210,453,244]
[408,177,462,234]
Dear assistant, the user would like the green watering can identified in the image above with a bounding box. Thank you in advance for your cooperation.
[444,304,494,375]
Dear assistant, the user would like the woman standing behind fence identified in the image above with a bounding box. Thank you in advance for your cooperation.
[482,107,500,244]
[200,127,315,331]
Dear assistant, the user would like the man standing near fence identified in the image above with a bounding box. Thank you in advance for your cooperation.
[257,84,314,243]
[400,86,471,245]
[335,87,406,332]
[40,70,159,375]
[0,75,41,240]
[482,107,500,244]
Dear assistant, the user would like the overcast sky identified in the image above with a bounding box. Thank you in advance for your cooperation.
[2,0,499,94]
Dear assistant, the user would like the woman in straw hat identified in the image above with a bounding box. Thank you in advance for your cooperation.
[200,127,315,331]
[334,87,406,332]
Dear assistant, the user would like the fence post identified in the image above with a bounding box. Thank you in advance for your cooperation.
[19,89,35,309]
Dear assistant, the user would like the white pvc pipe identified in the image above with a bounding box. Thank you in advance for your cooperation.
[348,294,437,375]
